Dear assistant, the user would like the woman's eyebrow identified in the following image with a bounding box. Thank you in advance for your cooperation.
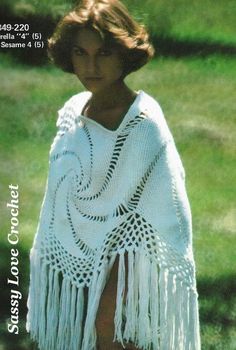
[98,44,111,50]
[72,44,85,50]
[72,44,107,51]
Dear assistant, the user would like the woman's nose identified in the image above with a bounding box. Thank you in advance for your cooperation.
[86,56,98,75]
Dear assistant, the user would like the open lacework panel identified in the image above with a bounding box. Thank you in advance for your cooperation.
[27,93,200,350]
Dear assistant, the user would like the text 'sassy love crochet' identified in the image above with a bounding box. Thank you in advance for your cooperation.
[26,91,201,350]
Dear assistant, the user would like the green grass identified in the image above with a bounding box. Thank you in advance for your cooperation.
[1,0,236,46]
[0,54,236,349]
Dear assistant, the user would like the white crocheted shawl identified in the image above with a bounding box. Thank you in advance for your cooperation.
[27,90,201,350]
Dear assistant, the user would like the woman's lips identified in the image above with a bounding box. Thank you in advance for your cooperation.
[85,77,103,80]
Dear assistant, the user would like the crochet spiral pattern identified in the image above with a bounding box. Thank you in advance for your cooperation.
[27,90,201,350]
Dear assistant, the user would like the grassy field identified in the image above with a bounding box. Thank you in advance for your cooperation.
[1,0,236,46]
[0,53,236,349]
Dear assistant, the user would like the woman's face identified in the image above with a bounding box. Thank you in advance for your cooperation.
[71,28,124,93]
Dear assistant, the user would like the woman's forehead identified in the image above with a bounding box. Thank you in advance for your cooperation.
[73,27,103,46]
[72,26,118,49]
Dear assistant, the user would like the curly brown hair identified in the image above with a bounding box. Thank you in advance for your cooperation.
[48,0,154,76]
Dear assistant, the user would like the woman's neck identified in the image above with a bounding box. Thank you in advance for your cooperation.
[88,80,136,111]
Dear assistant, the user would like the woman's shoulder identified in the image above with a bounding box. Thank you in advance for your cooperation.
[137,90,173,143]
[56,90,91,130]
[59,90,91,112]
[138,91,165,122]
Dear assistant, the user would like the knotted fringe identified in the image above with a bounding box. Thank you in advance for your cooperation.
[27,249,200,350]
[113,249,201,350]
[27,251,84,350]
[27,251,117,350]
[114,251,126,347]
[81,254,116,350]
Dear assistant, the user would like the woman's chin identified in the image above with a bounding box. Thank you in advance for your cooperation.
[82,83,104,94]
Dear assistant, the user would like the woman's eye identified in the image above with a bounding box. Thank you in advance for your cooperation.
[73,48,84,56]
[99,49,112,56]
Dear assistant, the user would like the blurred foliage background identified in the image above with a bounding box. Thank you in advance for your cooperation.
[0,0,236,44]
[0,0,236,349]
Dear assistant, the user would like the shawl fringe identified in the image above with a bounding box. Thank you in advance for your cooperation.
[27,249,200,350]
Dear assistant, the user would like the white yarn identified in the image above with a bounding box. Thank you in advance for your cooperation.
[26,90,201,349]
[114,251,126,346]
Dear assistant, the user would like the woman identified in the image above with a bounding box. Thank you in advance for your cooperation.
[27,0,201,349]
